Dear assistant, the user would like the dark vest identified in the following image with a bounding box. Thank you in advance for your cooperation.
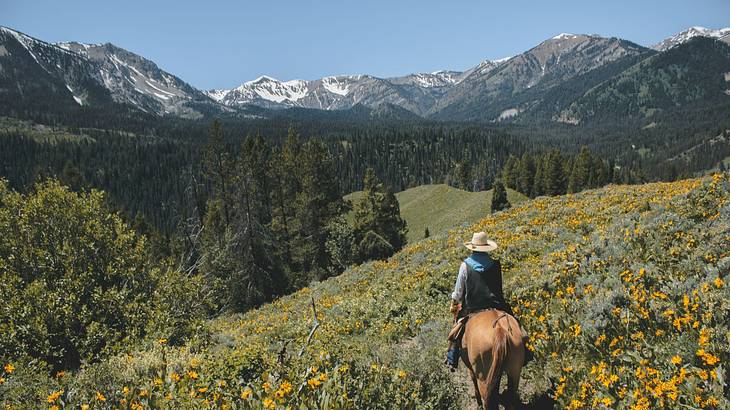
[463,254,508,313]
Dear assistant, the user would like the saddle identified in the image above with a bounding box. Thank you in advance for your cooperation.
[447,309,514,346]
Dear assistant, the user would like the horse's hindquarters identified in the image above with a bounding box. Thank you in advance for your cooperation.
[461,310,524,410]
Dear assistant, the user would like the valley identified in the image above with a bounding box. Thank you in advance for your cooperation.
[1,8,729,408]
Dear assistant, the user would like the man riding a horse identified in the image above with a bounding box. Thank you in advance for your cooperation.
[445,231,533,409]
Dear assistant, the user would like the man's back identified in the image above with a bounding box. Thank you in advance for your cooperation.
[463,255,509,314]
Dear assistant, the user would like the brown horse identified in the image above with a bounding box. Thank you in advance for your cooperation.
[460,309,524,410]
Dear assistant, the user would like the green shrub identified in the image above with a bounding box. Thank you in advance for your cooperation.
[0,180,206,373]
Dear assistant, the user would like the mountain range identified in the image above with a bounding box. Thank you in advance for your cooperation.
[1,25,728,123]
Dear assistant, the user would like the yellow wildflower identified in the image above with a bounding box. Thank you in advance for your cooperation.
[3,364,13,374]
[96,391,106,402]
[47,390,63,403]
[698,328,710,346]
[671,356,682,365]
[307,377,322,389]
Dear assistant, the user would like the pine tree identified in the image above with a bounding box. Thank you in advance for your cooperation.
[229,135,286,310]
[591,156,610,188]
[568,147,592,193]
[531,157,545,198]
[424,227,430,238]
[543,150,567,196]
[491,180,510,212]
[454,160,471,191]
[379,186,408,250]
[201,120,233,225]
[269,129,300,270]
[472,160,489,191]
[353,168,408,262]
[516,154,535,195]
[199,132,287,312]
[293,140,346,282]
[502,156,519,189]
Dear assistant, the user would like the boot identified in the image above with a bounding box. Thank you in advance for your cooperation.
[445,347,460,372]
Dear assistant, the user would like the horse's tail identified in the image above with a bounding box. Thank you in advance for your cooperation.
[485,325,508,395]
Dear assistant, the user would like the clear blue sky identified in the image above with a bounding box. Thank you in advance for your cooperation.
[3,0,729,90]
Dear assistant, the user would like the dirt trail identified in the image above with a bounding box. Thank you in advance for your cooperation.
[452,366,555,409]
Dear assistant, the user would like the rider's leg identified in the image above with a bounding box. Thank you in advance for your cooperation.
[446,342,460,371]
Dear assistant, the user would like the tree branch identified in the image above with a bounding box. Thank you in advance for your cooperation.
[298,296,320,357]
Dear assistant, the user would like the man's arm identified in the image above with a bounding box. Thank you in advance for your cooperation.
[450,262,468,312]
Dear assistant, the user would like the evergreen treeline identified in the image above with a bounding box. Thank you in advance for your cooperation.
[2,112,728,239]
[0,122,524,235]
[500,147,617,198]
[182,124,409,312]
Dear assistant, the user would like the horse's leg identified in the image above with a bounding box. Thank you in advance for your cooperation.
[505,355,523,410]
[468,368,483,408]
[477,377,500,410]
[476,354,500,410]
[488,375,501,410]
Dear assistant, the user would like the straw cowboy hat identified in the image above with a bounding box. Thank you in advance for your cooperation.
[464,231,498,252]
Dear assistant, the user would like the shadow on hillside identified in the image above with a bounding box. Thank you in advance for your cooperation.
[521,393,556,409]
[494,391,555,410]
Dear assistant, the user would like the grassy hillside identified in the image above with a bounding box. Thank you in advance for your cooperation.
[345,184,527,242]
[3,175,729,409]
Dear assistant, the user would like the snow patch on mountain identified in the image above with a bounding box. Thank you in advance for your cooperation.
[553,33,579,40]
[206,89,229,102]
[322,76,351,96]
[65,84,83,105]
[401,71,461,87]
[652,26,730,51]
[498,108,519,120]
